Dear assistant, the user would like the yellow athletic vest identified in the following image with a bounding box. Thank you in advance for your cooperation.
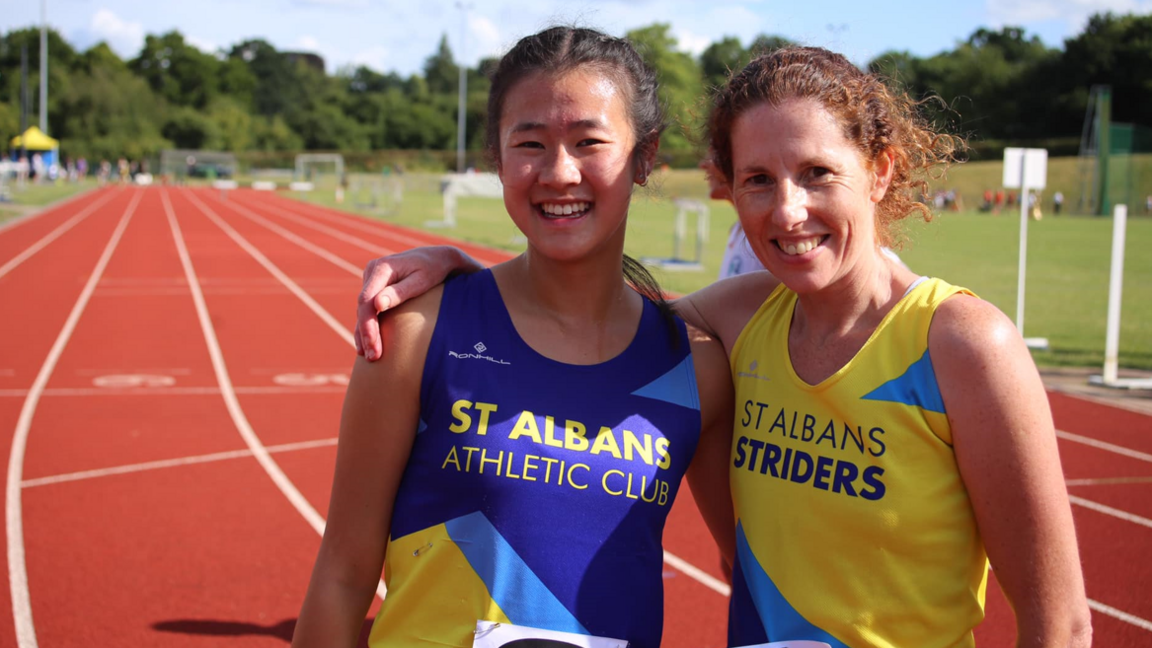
[727,278,988,648]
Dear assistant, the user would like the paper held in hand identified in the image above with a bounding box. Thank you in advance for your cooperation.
[472,621,628,648]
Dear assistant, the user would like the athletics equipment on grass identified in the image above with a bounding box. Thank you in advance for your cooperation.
[1089,204,1152,390]
[1003,147,1049,350]
[295,153,345,201]
[434,172,502,228]
[1077,85,1152,216]
[641,199,709,272]
[160,149,236,183]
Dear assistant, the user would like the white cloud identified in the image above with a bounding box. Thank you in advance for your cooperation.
[296,35,322,51]
[468,14,505,62]
[351,45,390,71]
[185,35,220,55]
[674,28,713,56]
[294,0,370,8]
[988,0,1152,29]
[90,8,144,58]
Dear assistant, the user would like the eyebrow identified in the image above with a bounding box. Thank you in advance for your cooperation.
[736,164,769,175]
[510,119,607,134]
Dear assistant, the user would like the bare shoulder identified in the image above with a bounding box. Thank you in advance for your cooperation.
[928,293,1045,418]
[360,284,445,380]
[928,293,1023,364]
[678,271,779,355]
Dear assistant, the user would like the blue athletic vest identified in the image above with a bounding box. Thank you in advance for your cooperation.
[369,269,703,648]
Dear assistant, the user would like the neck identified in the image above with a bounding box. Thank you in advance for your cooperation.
[792,249,911,342]
[501,244,635,325]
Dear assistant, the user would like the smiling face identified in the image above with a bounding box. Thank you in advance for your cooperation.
[497,68,643,263]
[730,98,893,294]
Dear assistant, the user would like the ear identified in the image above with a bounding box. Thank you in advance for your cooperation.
[634,137,660,186]
[870,148,896,203]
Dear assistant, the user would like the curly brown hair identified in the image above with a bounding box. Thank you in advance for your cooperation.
[707,46,963,246]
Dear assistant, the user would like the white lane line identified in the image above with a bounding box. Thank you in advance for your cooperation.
[0,187,108,236]
[230,193,399,256]
[22,438,338,488]
[0,386,349,398]
[1057,430,1152,464]
[163,190,386,600]
[1066,476,1152,487]
[662,550,730,597]
[1089,598,1152,631]
[6,189,142,648]
[180,190,354,347]
[1069,495,1152,530]
[0,189,120,281]
[207,196,364,275]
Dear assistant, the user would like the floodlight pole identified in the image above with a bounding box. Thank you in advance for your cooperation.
[455,1,472,174]
[40,0,48,134]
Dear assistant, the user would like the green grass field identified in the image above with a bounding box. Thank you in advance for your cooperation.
[294,160,1152,371]
[0,179,97,225]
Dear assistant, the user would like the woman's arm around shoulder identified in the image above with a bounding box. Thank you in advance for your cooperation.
[929,294,1091,648]
[292,286,445,648]
[685,324,736,571]
[674,271,779,356]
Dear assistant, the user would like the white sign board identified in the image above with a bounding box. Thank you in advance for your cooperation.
[1002,148,1047,189]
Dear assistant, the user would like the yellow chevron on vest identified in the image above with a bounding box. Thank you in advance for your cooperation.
[728,277,989,647]
[370,523,512,648]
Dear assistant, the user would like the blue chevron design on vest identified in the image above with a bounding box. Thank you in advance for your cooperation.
[445,511,587,634]
[416,418,428,435]
[735,521,848,647]
[861,349,946,413]
[631,355,699,411]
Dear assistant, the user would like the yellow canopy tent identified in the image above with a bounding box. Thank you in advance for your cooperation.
[9,126,59,151]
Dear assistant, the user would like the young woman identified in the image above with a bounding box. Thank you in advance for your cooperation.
[353,47,1091,647]
[291,27,734,648]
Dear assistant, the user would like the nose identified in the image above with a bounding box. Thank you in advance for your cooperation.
[539,146,581,188]
[771,180,808,229]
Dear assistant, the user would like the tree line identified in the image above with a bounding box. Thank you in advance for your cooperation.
[0,12,1149,167]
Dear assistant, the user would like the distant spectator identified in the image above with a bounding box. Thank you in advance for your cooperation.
[1053,191,1064,215]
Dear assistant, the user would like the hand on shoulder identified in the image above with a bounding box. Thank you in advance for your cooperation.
[678,270,779,355]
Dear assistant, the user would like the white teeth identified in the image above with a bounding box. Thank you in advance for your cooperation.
[779,237,822,256]
[541,202,589,217]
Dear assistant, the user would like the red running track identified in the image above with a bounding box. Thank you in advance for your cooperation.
[0,185,1147,647]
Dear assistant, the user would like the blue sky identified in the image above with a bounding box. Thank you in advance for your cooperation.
[3,0,1150,76]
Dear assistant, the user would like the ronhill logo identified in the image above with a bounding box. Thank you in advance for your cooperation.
[737,360,770,382]
[448,341,511,365]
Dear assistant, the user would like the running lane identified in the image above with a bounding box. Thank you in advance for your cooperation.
[0,188,137,646]
[17,188,334,647]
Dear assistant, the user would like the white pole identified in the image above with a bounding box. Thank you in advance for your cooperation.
[1102,204,1128,384]
[39,0,47,133]
[455,2,470,174]
[1015,156,1029,335]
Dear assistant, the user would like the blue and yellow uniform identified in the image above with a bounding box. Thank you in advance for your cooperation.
[728,278,988,647]
[369,270,702,648]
